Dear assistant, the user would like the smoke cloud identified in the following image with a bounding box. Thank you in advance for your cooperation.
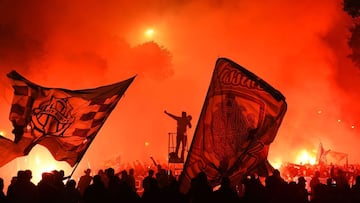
[0,0,359,185]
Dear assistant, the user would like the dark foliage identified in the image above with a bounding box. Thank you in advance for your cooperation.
[343,0,360,68]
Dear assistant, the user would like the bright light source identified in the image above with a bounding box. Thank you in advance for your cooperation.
[145,29,154,38]
[337,119,341,123]
[29,155,58,183]
[295,149,316,165]
[317,110,322,114]
[145,142,150,147]
[351,125,355,129]
[271,160,282,169]
[35,156,41,164]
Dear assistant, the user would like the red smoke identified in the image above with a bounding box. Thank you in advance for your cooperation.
[0,0,359,187]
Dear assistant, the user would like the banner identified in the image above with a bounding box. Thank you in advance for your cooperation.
[179,58,287,193]
[0,71,135,167]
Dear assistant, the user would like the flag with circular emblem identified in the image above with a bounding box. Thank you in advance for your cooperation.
[0,71,135,167]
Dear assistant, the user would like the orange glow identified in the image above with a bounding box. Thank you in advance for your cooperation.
[295,149,316,165]
[145,28,155,38]
[0,0,360,190]
[21,146,73,184]
[270,158,283,169]
[32,156,57,181]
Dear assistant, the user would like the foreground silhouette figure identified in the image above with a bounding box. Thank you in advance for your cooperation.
[164,110,192,161]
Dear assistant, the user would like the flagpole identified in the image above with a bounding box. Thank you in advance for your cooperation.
[66,130,105,182]
[66,129,104,182]
[65,76,135,181]
[66,160,81,182]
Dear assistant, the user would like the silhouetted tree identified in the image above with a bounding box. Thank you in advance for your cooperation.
[343,0,360,68]
[343,0,360,18]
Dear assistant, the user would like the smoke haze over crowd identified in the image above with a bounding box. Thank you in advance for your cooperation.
[1,0,360,185]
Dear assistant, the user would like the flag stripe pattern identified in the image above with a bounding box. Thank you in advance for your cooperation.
[0,71,135,167]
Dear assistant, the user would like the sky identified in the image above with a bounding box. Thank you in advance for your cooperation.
[1,0,360,185]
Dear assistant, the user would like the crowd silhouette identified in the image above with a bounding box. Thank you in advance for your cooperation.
[0,164,360,203]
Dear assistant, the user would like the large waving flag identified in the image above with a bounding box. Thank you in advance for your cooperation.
[179,58,287,193]
[0,71,135,167]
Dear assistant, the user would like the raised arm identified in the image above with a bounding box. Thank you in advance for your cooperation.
[164,110,179,120]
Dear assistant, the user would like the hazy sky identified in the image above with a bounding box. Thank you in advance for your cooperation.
[1,0,360,184]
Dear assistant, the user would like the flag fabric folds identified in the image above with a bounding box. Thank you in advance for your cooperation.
[326,150,348,165]
[0,71,135,167]
[316,142,327,165]
[179,58,287,193]
[316,143,348,166]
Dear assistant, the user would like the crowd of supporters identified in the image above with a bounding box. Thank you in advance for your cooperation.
[280,162,360,188]
[0,162,360,203]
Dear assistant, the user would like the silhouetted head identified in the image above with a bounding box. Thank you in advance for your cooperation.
[196,171,208,184]
[105,168,115,177]
[298,176,306,184]
[24,169,32,181]
[10,176,17,185]
[121,170,128,178]
[93,175,102,184]
[84,168,91,175]
[59,170,65,177]
[182,111,187,117]
[17,170,26,181]
[66,179,76,189]
[148,169,154,177]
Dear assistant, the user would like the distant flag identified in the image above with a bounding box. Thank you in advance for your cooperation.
[316,142,327,165]
[0,71,135,167]
[179,58,287,193]
[315,143,349,166]
[326,150,348,166]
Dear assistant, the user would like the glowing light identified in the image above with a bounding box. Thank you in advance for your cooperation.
[26,125,32,131]
[295,149,316,165]
[35,156,40,164]
[351,125,355,129]
[144,142,150,147]
[317,110,323,114]
[0,131,4,136]
[30,155,58,183]
[271,159,283,169]
[337,119,341,123]
[145,29,154,38]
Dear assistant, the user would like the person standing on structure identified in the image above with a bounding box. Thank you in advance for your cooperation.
[164,110,192,161]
